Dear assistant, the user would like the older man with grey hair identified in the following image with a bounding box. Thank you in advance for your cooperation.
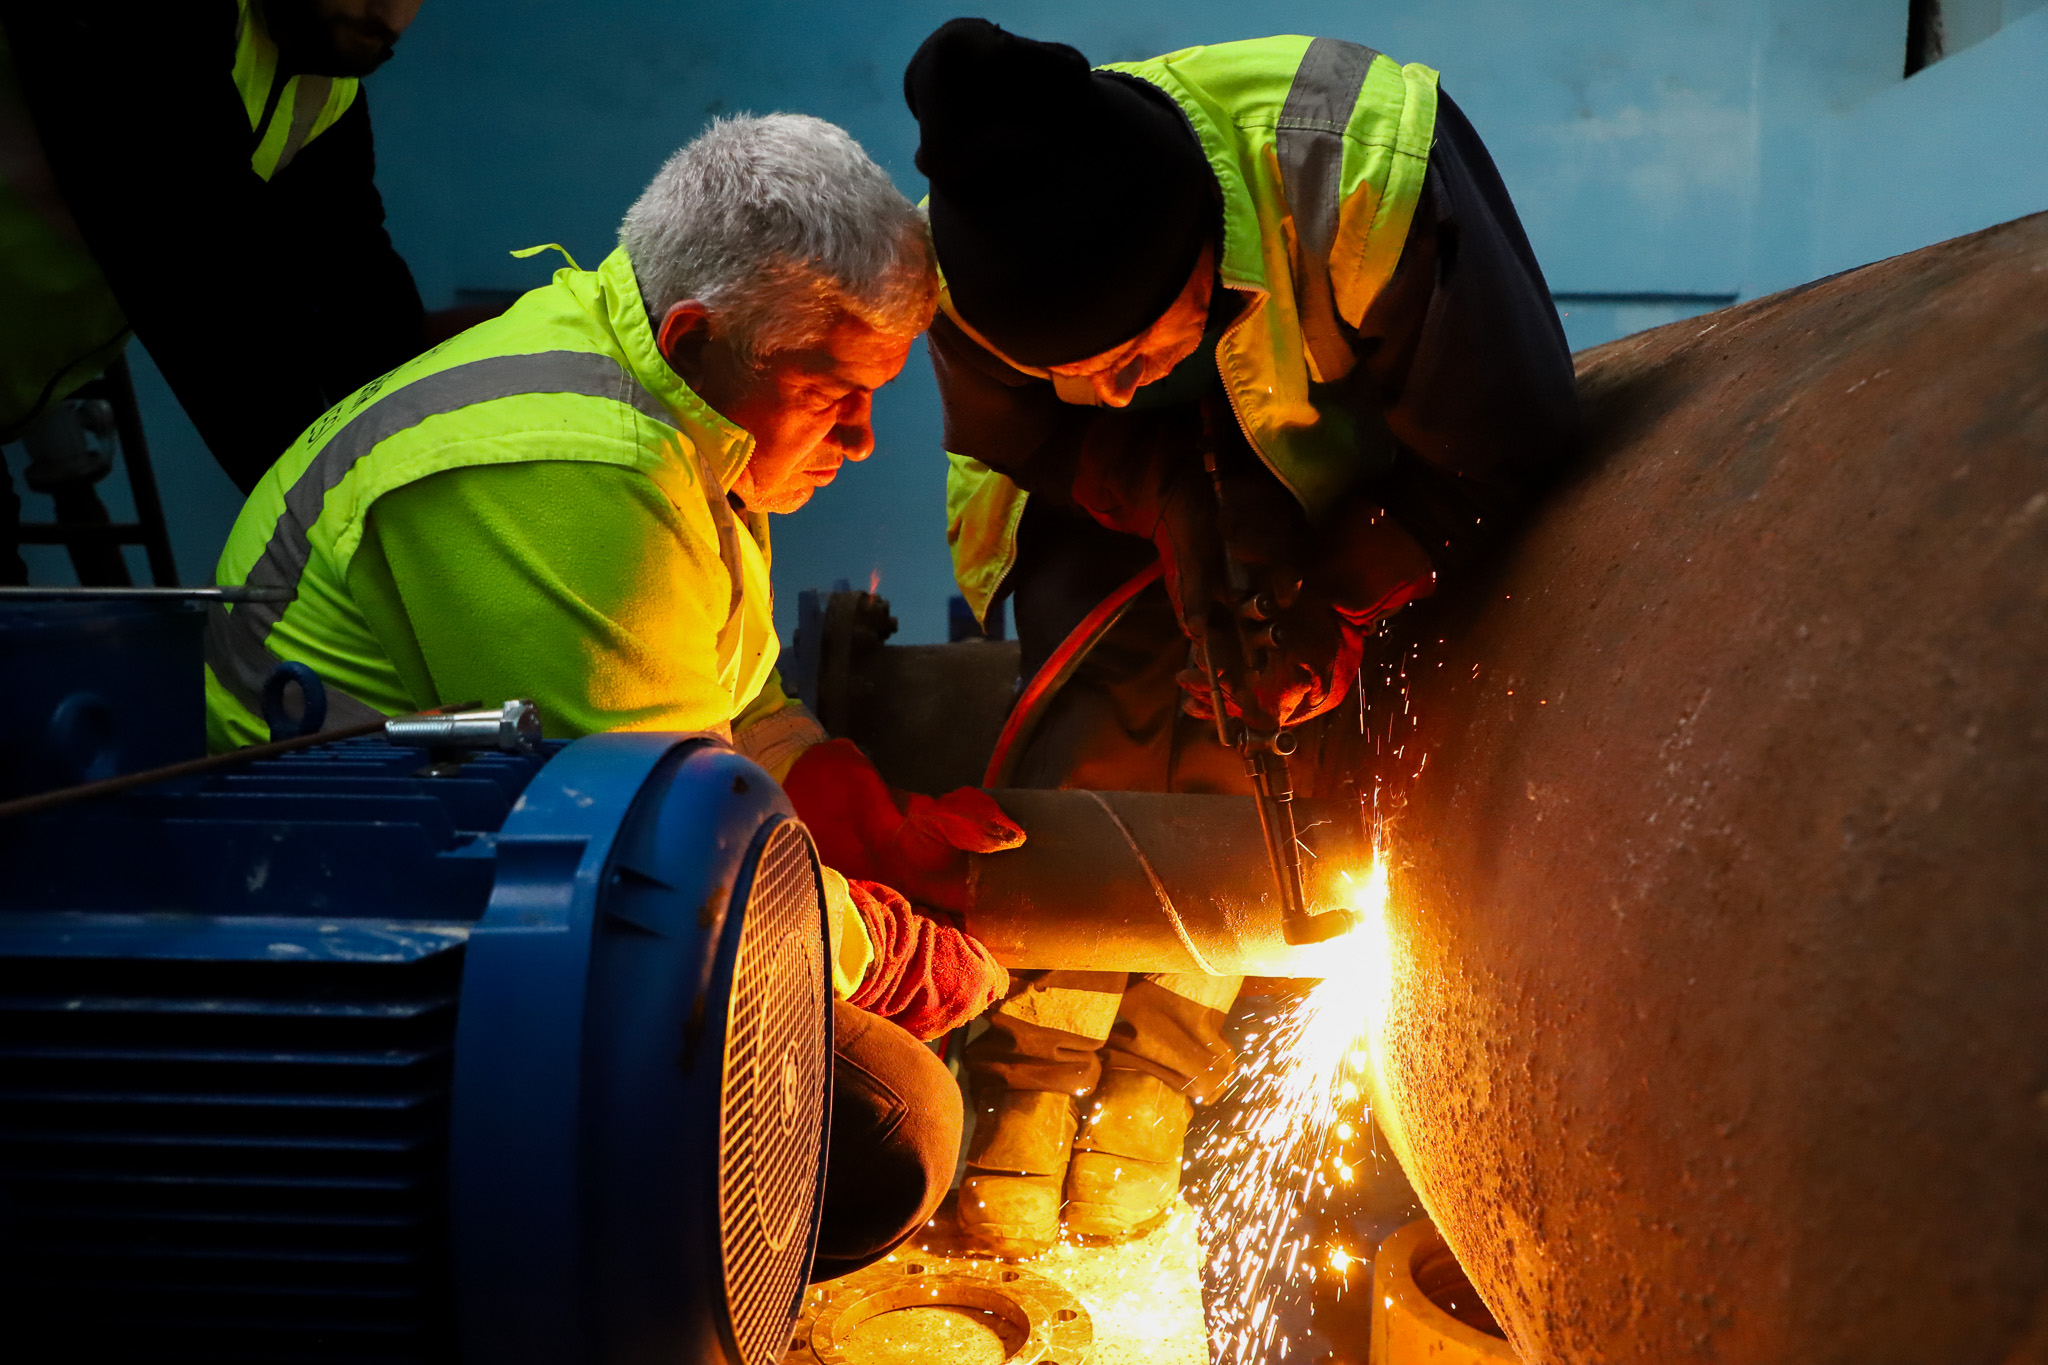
[206,113,1018,1277]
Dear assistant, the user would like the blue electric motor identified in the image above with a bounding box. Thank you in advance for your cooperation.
[0,595,833,1365]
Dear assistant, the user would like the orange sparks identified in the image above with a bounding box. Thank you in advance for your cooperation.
[1192,848,1396,1363]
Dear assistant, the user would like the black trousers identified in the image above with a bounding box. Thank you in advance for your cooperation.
[812,1001,962,1281]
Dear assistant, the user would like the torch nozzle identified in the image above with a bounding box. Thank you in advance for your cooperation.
[1283,903,1363,946]
[1241,735,1324,945]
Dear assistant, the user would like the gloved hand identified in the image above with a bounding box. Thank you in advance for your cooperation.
[1067,404,1439,727]
[843,877,1009,1041]
[782,739,1026,914]
[1177,586,1370,727]
[1178,497,1439,725]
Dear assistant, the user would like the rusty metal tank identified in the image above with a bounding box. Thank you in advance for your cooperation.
[1355,212,2048,1364]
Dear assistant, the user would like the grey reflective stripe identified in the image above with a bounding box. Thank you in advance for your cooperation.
[206,603,277,719]
[208,348,676,718]
[203,609,395,736]
[205,601,397,728]
[272,75,332,175]
[1275,37,1380,385]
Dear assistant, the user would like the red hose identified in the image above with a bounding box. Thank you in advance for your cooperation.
[981,560,1164,788]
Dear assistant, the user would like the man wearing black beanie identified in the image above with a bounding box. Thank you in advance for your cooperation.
[907,20,1578,1256]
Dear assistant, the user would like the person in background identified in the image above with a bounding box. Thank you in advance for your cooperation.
[206,113,1017,1278]
[0,0,486,583]
[906,19,1578,1257]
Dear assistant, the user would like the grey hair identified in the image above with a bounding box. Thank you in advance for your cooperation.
[620,113,936,365]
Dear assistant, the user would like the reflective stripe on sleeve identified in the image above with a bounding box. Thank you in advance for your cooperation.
[270,74,333,176]
[207,349,676,717]
[1275,37,1380,386]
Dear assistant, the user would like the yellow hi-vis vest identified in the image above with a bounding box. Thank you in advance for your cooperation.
[944,35,1439,622]
[0,0,358,434]
[205,243,868,996]
[205,246,784,747]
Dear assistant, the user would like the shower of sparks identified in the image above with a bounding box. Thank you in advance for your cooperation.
[1031,1200,1209,1361]
[1193,852,1394,1364]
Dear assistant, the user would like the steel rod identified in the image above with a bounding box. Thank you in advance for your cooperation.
[0,699,481,823]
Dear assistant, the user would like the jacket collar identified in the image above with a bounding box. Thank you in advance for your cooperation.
[597,247,756,493]
[1107,59,1269,298]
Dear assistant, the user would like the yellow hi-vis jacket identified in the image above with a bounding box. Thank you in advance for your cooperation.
[944,35,1439,621]
[0,0,359,433]
[205,245,872,996]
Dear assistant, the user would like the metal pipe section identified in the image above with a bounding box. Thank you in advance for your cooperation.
[963,789,1373,977]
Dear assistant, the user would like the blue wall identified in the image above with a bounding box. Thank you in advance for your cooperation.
[14,0,2047,645]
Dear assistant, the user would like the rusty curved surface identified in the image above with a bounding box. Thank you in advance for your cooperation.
[1359,213,2048,1365]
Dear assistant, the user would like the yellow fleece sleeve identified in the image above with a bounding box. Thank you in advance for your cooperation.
[348,459,744,739]
[818,865,875,1000]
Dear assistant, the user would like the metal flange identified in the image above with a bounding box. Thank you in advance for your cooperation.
[794,1253,1093,1365]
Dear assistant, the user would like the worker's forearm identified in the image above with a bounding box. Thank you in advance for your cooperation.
[731,693,825,782]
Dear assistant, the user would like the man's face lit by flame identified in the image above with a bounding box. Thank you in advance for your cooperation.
[657,303,915,515]
[1042,238,1217,408]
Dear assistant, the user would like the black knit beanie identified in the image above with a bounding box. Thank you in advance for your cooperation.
[904,18,1215,367]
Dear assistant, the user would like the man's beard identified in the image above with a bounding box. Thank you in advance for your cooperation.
[740,483,818,515]
[262,0,400,78]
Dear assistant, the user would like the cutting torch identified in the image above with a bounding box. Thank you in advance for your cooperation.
[1197,427,1361,947]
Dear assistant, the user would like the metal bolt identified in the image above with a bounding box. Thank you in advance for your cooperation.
[386,699,543,752]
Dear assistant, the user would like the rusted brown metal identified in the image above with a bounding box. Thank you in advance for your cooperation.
[1353,213,2048,1365]
[964,789,1371,976]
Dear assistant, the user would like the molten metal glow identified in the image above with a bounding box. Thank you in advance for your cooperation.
[1193,851,1395,1363]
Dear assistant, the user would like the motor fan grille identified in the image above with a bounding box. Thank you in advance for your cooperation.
[717,820,829,1365]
